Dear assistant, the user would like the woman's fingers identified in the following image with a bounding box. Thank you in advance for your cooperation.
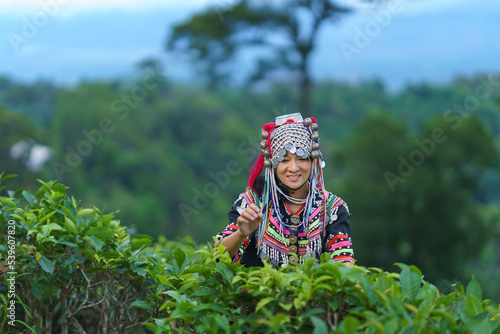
[237,205,263,236]
[240,205,262,222]
[247,204,263,220]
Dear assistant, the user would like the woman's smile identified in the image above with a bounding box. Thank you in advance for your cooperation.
[276,152,311,194]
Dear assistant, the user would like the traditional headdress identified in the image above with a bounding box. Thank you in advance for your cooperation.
[247,113,328,265]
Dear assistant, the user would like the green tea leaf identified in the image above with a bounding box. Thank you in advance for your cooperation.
[279,302,293,312]
[131,300,155,312]
[173,248,187,272]
[34,182,49,198]
[31,283,45,298]
[454,282,466,299]
[400,267,421,301]
[64,216,78,234]
[256,297,276,312]
[310,316,328,334]
[465,294,482,318]
[22,190,35,206]
[85,226,114,238]
[143,323,157,332]
[61,206,74,220]
[77,208,94,216]
[90,235,103,251]
[130,234,153,249]
[1,197,17,208]
[341,316,360,334]
[216,262,234,285]
[463,313,492,333]
[466,277,482,300]
[39,211,57,224]
[38,256,54,275]
[57,240,78,248]
[191,287,219,297]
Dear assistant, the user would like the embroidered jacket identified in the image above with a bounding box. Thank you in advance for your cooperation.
[215,189,354,268]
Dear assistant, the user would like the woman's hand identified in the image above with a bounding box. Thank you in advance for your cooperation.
[236,204,263,237]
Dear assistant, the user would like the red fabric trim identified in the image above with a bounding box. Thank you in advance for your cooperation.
[333,255,354,262]
[326,234,349,250]
[285,202,306,215]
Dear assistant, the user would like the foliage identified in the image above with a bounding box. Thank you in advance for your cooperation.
[1,73,500,300]
[1,177,499,333]
[0,175,164,333]
[0,76,57,129]
[334,112,500,292]
[145,245,500,333]
[0,106,49,190]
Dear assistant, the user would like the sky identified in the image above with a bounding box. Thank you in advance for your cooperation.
[1,0,499,91]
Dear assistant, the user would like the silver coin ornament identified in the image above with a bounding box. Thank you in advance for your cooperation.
[277,155,284,162]
[296,148,304,156]
[290,146,297,154]
[279,148,286,156]
[284,143,293,151]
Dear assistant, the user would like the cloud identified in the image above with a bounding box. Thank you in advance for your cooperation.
[0,0,214,15]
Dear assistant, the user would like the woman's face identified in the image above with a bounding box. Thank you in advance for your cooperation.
[275,151,312,190]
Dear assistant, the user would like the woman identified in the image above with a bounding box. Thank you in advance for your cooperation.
[216,113,354,267]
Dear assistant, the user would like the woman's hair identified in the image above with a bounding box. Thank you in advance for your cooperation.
[248,175,265,196]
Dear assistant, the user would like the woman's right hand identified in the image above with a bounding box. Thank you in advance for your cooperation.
[236,204,263,237]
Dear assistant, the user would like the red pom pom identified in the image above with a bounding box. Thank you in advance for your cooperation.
[262,122,276,133]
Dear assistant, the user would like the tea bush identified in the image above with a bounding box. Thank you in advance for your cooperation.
[1,174,499,333]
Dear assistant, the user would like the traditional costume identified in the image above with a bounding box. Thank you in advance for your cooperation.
[216,113,354,267]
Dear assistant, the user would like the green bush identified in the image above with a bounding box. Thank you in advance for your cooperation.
[145,248,500,334]
[1,174,499,333]
[0,174,167,333]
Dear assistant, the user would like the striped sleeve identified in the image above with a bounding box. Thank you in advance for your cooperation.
[324,198,355,264]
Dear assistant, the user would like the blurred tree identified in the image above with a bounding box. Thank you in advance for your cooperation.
[0,76,58,129]
[0,107,49,190]
[167,0,350,114]
[334,112,500,286]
